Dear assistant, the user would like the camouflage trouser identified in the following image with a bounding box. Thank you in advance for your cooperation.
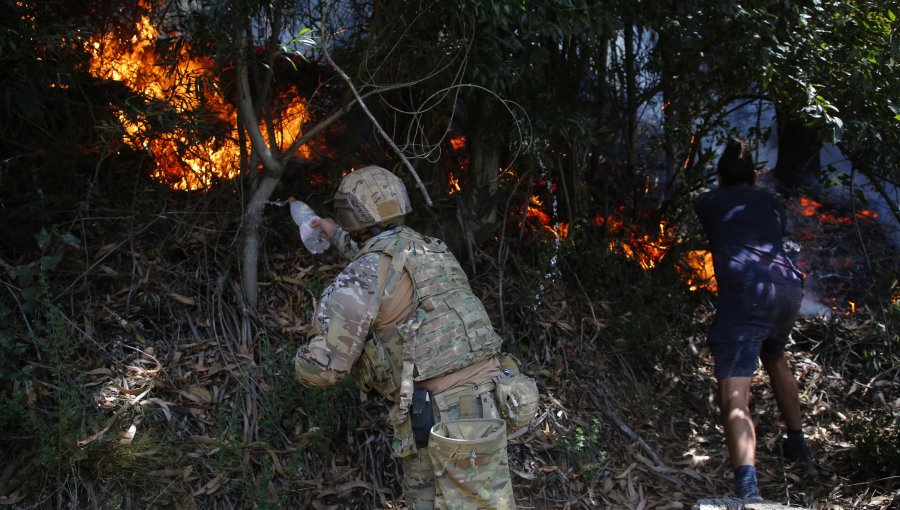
[402,383,515,510]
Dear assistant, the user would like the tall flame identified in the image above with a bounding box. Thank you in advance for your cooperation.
[85,4,310,190]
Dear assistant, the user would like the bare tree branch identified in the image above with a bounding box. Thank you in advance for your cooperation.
[321,3,433,206]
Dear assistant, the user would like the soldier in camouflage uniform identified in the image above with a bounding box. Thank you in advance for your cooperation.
[293,165,519,510]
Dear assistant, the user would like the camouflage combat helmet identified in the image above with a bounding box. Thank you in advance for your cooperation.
[334,166,412,232]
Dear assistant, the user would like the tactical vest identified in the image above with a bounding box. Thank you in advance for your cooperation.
[351,227,502,400]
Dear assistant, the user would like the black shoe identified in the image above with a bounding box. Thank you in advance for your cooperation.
[780,439,819,479]
[781,438,813,464]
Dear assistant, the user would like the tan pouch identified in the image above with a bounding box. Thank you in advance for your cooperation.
[493,371,539,431]
[391,416,418,458]
[427,418,515,509]
[352,326,403,398]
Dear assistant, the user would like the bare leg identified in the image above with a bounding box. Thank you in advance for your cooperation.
[759,350,802,431]
[718,376,755,468]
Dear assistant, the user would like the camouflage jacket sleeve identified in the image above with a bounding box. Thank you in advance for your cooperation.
[330,225,360,260]
[293,252,382,388]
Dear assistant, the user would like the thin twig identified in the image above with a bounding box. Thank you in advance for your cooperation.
[320,3,432,206]
[600,393,665,468]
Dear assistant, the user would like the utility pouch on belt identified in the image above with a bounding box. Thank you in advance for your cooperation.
[410,388,435,448]
[428,418,516,508]
[493,354,539,431]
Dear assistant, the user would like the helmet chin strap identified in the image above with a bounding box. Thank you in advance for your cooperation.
[368,223,399,237]
[347,223,400,244]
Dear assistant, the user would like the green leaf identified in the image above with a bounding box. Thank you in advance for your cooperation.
[13,266,33,287]
[831,121,844,143]
[40,254,62,272]
[36,228,50,250]
[278,52,299,71]
[21,287,37,314]
[61,233,80,247]
[888,10,896,22]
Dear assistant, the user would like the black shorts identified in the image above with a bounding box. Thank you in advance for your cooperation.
[708,282,803,378]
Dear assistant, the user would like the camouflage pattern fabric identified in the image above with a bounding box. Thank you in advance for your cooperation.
[361,227,503,383]
[350,323,404,398]
[334,165,413,231]
[299,226,503,404]
[428,418,515,510]
[402,446,439,509]
[293,251,381,387]
[293,225,512,508]
[330,224,359,260]
[403,393,512,510]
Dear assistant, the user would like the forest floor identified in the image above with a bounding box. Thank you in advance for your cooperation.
[504,311,899,510]
[1,184,897,510]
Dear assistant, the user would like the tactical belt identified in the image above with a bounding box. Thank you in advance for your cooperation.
[431,380,496,420]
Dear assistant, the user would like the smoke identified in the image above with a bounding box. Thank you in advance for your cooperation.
[818,144,900,249]
[799,287,833,318]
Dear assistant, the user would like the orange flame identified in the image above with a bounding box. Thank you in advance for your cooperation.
[594,214,717,291]
[448,172,461,195]
[526,198,552,227]
[85,4,309,190]
[797,197,878,225]
[683,250,717,292]
[595,215,670,270]
[524,194,570,240]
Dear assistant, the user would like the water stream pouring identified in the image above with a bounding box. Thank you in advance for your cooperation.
[532,158,562,311]
[290,201,330,254]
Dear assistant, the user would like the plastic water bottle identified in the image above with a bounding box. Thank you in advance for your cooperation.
[290,201,330,254]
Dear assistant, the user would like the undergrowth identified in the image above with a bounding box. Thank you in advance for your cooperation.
[561,221,705,362]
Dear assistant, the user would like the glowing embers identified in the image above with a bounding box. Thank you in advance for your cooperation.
[797,197,878,225]
[449,136,466,151]
[593,215,671,270]
[85,4,310,190]
[524,183,569,240]
[593,214,717,292]
[447,172,461,195]
[682,250,717,292]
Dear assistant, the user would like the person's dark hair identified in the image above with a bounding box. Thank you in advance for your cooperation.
[717,137,755,187]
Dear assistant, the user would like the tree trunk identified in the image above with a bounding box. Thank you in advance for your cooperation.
[240,174,281,309]
[235,30,285,309]
[624,19,638,176]
[773,107,821,194]
[459,130,502,253]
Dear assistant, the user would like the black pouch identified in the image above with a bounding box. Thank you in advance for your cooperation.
[410,388,435,448]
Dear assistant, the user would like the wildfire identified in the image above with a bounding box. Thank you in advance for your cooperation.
[526,196,569,240]
[797,197,878,225]
[448,172,461,194]
[594,215,671,270]
[593,214,717,291]
[683,250,717,292]
[450,136,466,151]
[85,3,310,190]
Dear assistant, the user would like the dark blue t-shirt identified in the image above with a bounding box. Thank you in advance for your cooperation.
[693,185,803,290]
